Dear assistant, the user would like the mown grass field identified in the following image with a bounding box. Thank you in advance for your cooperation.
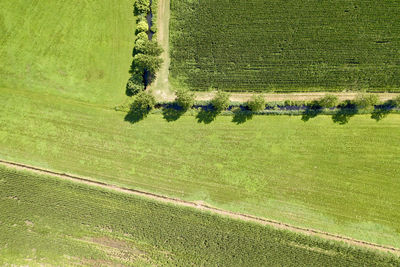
[169,0,400,92]
[1,87,400,248]
[1,166,399,266]
[0,0,134,105]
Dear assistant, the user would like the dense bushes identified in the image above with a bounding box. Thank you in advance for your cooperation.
[176,89,195,111]
[211,91,230,112]
[247,95,266,112]
[126,0,163,96]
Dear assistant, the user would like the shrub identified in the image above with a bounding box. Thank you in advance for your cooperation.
[247,95,266,112]
[354,94,379,109]
[319,94,339,109]
[132,54,163,73]
[126,74,145,96]
[176,90,195,110]
[135,0,150,14]
[132,91,156,112]
[135,39,163,56]
[211,91,230,112]
[136,32,149,41]
[137,20,149,33]
[394,95,400,107]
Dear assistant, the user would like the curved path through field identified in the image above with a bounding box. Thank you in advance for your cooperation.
[1,158,399,256]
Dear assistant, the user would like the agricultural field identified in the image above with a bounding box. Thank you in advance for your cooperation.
[169,0,400,92]
[1,0,400,264]
[1,166,399,266]
[0,0,134,105]
[1,88,400,249]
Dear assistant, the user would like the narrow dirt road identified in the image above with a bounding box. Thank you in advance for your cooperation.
[150,0,174,101]
[1,159,399,256]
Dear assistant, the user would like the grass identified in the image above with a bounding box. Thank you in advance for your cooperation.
[169,0,400,92]
[1,0,400,258]
[1,165,399,266]
[1,87,400,248]
[0,0,134,106]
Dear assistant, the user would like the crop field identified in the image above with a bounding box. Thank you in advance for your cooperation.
[1,166,399,266]
[1,88,400,248]
[169,0,400,92]
[0,0,134,105]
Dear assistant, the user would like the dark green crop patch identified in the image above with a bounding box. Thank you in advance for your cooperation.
[169,0,400,93]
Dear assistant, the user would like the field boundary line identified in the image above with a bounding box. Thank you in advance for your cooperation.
[1,158,399,255]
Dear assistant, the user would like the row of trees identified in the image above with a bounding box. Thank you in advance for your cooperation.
[126,0,163,96]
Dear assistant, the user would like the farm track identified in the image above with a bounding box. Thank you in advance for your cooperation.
[1,158,400,256]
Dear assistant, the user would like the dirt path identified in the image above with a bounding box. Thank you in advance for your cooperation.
[150,0,174,101]
[1,159,399,256]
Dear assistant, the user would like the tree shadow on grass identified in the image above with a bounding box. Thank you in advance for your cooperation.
[332,109,358,125]
[331,101,358,125]
[162,103,186,122]
[301,108,322,122]
[124,106,150,124]
[196,106,219,124]
[232,110,253,124]
[371,101,396,122]
[301,101,322,122]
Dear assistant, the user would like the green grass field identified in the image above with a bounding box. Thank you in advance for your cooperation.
[1,0,400,262]
[169,0,400,92]
[0,0,134,105]
[1,87,400,248]
[1,166,399,266]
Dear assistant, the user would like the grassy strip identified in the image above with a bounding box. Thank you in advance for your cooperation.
[1,165,399,266]
[169,0,400,92]
[1,87,400,248]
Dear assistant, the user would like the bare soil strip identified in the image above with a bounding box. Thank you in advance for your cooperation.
[1,159,399,255]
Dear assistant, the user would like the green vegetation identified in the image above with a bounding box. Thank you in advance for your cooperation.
[319,95,339,109]
[127,0,163,96]
[247,95,266,112]
[0,0,135,105]
[175,90,195,111]
[1,88,400,248]
[211,91,231,112]
[169,0,400,92]
[1,166,399,266]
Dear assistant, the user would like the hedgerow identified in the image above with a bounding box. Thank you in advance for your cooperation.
[126,0,163,96]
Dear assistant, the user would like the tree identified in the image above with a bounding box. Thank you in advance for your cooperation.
[354,93,379,110]
[136,32,148,42]
[211,91,230,112]
[132,53,163,74]
[247,94,266,112]
[136,20,149,33]
[135,0,150,14]
[394,95,400,107]
[175,90,195,111]
[135,39,163,56]
[126,73,144,96]
[319,94,338,109]
[132,91,156,112]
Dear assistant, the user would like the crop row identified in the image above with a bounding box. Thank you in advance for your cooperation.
[1,166,400,265]
[169,0,400,92]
